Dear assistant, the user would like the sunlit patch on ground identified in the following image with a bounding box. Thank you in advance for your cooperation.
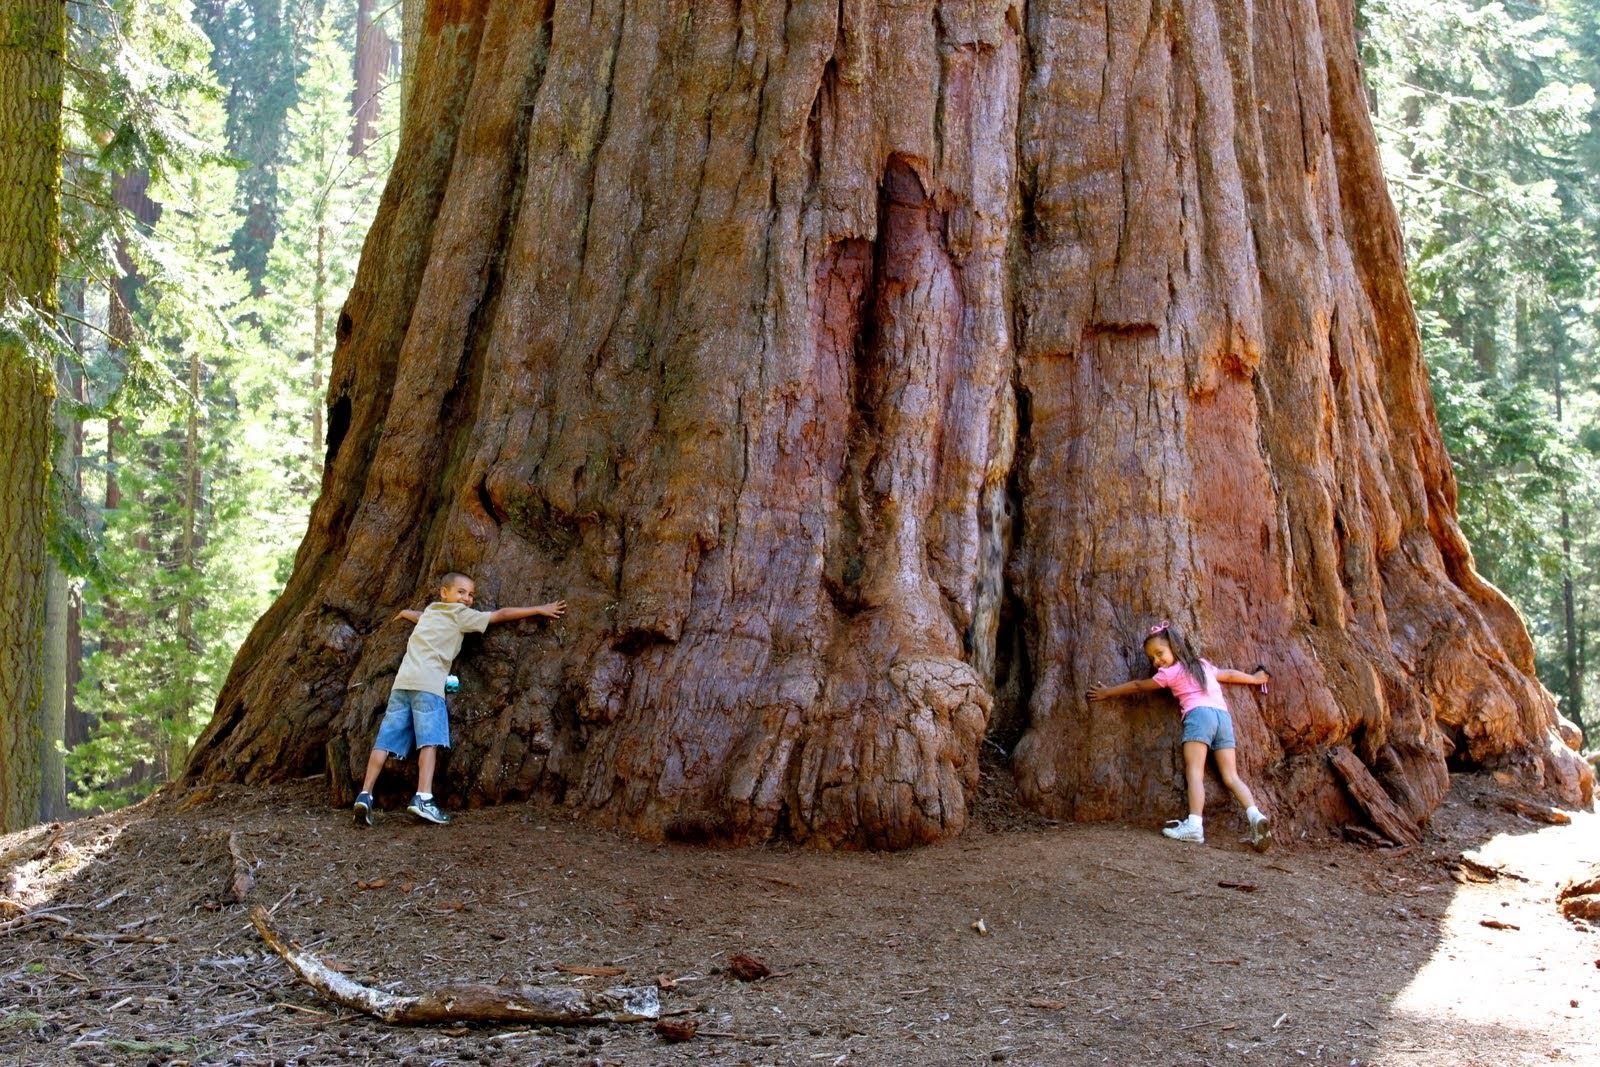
[1373,815,1600,1067]
[3,815,134,908]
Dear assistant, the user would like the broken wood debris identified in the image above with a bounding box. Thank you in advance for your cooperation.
[0,903,84,935]
[63,932,177,945]
[1492,796,1572,825]
[726,953,772,981]
[250,907,659,1025]
[1557,864,1600,922]
[655,1018,698,1042]
[1446,855,1530,884]
[1327,746,1422,847]
[555,964,627,978]
[223,831,255,904]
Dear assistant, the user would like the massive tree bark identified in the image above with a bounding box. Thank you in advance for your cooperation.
[0,0,65,833]
[186,0,1594,847]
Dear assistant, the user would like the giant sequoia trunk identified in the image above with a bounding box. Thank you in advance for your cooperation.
[186,0,1593,847]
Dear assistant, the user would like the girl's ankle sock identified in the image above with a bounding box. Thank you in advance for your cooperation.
[1245,805,1263,823]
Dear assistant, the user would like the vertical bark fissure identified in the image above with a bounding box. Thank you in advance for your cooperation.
[571,2,629,289]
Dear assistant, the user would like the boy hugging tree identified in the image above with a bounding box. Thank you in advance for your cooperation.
[354,572,566,826]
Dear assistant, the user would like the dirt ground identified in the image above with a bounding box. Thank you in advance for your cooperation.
[1,767,1596,1067]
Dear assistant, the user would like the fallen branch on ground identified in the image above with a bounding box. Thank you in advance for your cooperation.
[251,907,659,1025]
[1451,855,1529,883]
[1494,797,1572,826]
[63,932,177,944]
[222,831,255,903]
[0,903,84,936]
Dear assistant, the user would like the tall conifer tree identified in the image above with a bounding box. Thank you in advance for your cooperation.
[0,0,66,831]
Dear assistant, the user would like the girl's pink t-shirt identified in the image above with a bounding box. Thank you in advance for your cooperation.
[1152,659,1228,716]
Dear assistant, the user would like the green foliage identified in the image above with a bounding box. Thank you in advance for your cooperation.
[64,0,399,810]
[194,0,320,283]
[67,39,260,810]
[1363,0,1600,742]
[251,5,395,498]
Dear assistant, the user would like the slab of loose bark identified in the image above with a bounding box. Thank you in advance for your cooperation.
[251,907,659,1025]
[1328,746,1422,847]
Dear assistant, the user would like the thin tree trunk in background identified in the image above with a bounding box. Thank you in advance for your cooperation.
[186,0,1595,845]
[311,224,326,461]
[1555,358,1585,747]
[0,0,66,832]
[64,358,87,755]
[41,561,67,820]
[101,288,132,662]
[40,362,75,821]
[173,342,203,779]
[98,172,160,651]
[352,0,392,159]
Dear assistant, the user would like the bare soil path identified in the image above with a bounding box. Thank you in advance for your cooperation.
[1,772,1595,1066]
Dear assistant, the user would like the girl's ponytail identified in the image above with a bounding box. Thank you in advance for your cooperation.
[1150,620,1207,686]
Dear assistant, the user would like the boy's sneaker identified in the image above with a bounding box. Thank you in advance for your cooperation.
[1250,814,1273,853]
[407,795,450,825]
[353,792,374,827]
[1162,819,1205,844]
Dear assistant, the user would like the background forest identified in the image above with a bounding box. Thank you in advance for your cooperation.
[9,0,1600,822]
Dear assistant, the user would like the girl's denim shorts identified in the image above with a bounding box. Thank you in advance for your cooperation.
[1181,705,1235,750]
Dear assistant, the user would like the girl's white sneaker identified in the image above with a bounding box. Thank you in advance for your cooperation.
[1162,819,1205,844]
[1250,815,1273,852]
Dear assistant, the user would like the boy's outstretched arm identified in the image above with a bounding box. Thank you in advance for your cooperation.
[394,609,422,623]
[1215,667,1270,686]
[487,600,567,625]
[1087,678,1163,702]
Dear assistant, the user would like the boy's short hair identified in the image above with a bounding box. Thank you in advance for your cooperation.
[438,571,473,588]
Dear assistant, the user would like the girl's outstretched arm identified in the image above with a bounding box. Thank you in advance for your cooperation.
[1214,667,1270,686]
[1087,678,1164,702]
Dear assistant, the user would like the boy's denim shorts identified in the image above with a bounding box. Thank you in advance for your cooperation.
[374,689,450,757]
[1181,706,1236,750]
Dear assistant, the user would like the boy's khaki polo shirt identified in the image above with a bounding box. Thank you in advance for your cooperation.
[392,602,492,696]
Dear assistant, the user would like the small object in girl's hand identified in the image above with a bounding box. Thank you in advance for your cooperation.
[1254,664,1271,694]
[444,674,460,693]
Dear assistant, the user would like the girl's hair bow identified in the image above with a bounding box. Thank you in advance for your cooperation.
[1147,620,1170,636]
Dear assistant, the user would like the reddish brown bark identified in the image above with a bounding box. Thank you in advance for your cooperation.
[351,0,392,159]
[185,0,1593,848]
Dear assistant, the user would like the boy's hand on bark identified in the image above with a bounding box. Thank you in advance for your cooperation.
[541,600,567,618]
